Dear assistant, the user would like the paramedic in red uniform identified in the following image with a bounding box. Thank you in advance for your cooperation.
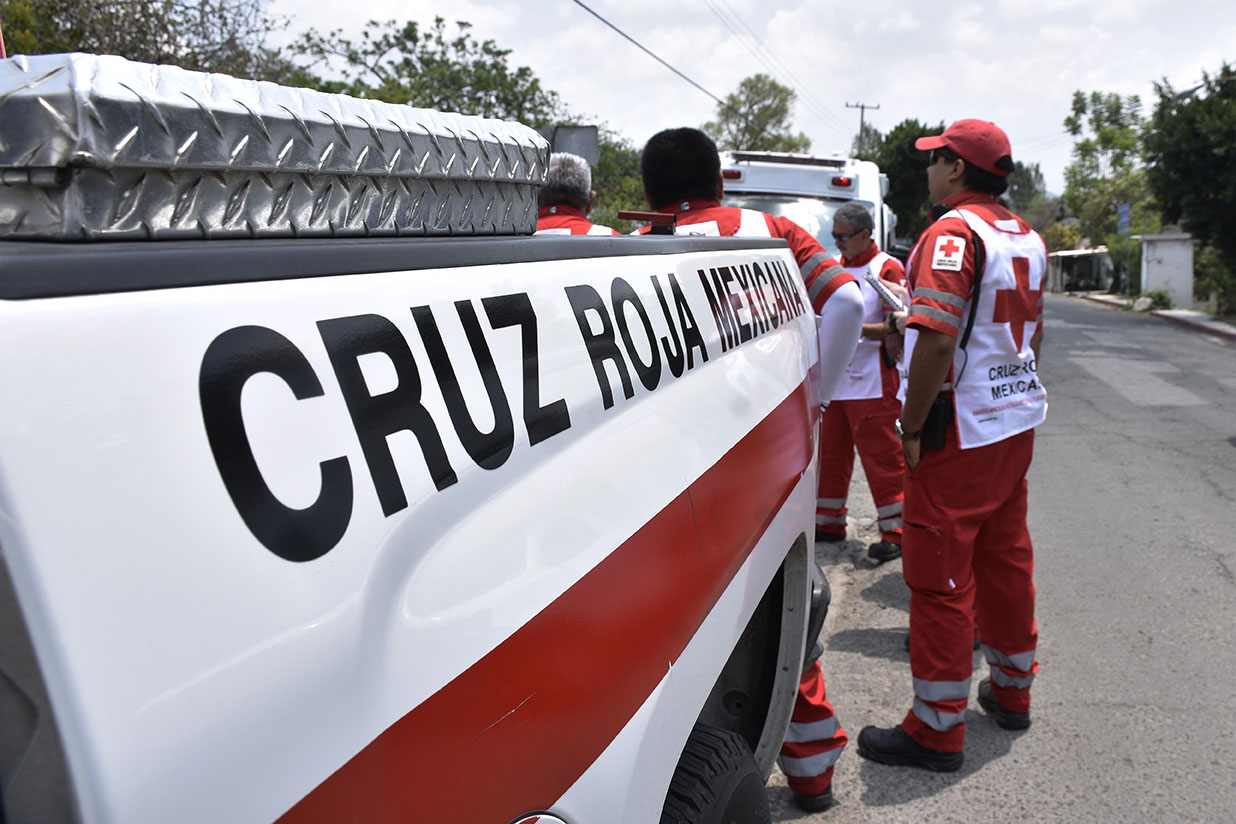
[534,152,619,236]
[641,127,863,812]
[814,201,906,563]
[857,119,1047,771]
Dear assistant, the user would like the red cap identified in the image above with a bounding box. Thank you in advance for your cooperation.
[915,119,1014,177]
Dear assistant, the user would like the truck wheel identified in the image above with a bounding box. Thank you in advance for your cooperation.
[660,724,771,824]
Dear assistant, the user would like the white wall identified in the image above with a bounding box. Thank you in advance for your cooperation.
[1140,233,1194,308]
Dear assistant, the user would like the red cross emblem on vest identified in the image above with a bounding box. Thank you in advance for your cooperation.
[992,257,1040,350]
[939,238,962,259]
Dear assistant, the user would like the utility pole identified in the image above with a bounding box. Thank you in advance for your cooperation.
[846,101,880,155]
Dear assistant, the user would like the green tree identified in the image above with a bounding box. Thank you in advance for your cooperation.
[0,0,294,81]
[702,73,810,153]
[1006,161,1045,212]
[589,127,645,233]
[1144,63,1236,312]
[864,117,945,241]
[850,121,881,159]
[293,17,558,123]
[1062,90,1160,291]
[1041,222,1082,253]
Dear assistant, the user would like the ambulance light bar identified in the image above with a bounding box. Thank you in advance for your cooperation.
[728,151,846,168]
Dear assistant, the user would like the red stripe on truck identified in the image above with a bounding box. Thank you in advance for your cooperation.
[276,378,813,823]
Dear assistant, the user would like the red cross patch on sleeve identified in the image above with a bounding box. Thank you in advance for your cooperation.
[931,235,966,272]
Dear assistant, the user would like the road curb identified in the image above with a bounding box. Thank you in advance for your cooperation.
[1148,309,1236,341]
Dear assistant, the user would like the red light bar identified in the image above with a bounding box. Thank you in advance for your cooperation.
[722,169,742,179]
[832,176,852,187]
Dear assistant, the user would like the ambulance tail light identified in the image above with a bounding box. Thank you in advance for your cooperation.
[722,169,742,180]
[831,176,853,187]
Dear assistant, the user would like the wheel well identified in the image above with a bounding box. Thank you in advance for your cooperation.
[691,533,809,778]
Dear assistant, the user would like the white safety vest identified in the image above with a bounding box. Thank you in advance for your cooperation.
[902,209,1048,449]
[833,252,894,401]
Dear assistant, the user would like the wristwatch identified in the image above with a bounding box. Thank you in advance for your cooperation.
[895,418,920,441]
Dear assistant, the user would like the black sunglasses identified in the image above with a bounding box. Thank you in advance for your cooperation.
[831,228,868,243]
[929,148,959,165]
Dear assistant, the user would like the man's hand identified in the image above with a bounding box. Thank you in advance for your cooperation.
[884,331,904,362]
[903,437,921,471]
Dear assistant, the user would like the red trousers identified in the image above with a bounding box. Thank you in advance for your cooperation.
[816,394,905,544]
[777,661,848,795]
[900,426,1038,752]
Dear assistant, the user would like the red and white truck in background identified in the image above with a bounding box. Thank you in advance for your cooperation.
[0,55,831,823]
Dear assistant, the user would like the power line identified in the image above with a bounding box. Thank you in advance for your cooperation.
[699,0,850,138]
[570,0,724,107]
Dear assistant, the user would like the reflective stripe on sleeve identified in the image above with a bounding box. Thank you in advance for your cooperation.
[912,698,966,732]
[909,304,962,329]
[914,287,967,309]
[806,264,847,305]
[801,252,833,279]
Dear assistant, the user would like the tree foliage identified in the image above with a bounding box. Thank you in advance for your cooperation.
[588,127,645,233]
[1144,63,1236,312]
[1006,161,1045,212]
[1062,91,1149,241]
[702,73,810,153]
[293,17,558,124]
[860,118,945,241]
[0,0,295,80]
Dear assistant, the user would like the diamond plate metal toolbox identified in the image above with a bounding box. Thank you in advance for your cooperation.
[0,53,549,240]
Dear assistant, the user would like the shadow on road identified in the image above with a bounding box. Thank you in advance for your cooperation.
[826,627,907,662]
[858,572,910,611]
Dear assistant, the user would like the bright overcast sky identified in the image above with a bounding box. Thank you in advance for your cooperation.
[268,0,1235,196]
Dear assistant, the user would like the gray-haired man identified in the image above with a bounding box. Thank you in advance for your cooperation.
[535,152,618,235]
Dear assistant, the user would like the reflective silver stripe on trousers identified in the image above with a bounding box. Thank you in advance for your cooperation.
[908,304,962,329]
[878,516,903,531]
[817,497,847,509]
[912,698,967,732]
[782,716,841,744]
[913,286,967,309]
[991,668,1035,689]
[816,514,846,526]
[913,677,971,702]
[778,747,844,777]
[876,502,903,517]
[806,264,847,305]
[982,645,1036,673]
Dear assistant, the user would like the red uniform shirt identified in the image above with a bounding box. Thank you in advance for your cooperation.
[637,199,856,312]
[535,205,618,236]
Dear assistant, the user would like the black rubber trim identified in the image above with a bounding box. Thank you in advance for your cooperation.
[0,235,788,300]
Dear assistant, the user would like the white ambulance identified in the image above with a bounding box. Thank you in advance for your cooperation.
[720,151,898,259]
[0,55,829,823]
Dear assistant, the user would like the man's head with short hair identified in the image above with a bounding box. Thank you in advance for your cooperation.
[833,202,874,234]
[539,152,593,211]
[641,127,722,210]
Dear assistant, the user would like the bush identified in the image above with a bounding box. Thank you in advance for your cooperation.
[1139,290,1173,310]
[1195,244,1236,315]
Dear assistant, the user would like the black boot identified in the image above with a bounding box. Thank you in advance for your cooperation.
[856,725,963,772]
[793,786,835,812]
[977,678,1031,730]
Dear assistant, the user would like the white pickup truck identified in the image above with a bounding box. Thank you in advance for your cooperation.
[0,55,830,824]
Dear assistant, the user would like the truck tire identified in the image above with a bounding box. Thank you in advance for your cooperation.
[660,724,771,824]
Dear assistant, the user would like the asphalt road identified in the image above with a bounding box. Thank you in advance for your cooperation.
[767,293,1236,822]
